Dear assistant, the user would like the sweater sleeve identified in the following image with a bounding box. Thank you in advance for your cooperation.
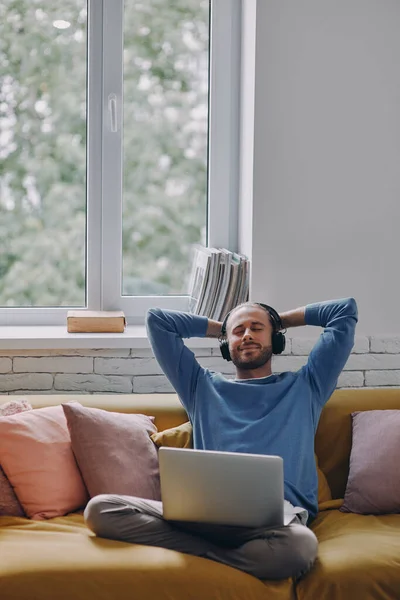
[145,308,209,415]
[302,297,358,405]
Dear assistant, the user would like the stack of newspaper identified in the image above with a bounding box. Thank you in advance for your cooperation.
[187,246,250,321]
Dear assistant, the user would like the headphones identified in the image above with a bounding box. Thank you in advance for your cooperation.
[219,303,286,362]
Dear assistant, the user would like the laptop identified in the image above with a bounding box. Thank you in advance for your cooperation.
[159,446,292,528]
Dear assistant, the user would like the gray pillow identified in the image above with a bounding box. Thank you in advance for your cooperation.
[340,410,400,514]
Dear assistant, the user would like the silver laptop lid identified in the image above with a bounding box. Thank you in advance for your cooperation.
[159,447,284,528]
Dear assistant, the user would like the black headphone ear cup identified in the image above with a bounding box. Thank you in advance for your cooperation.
[272,332,286,355]
[219,340,232,361]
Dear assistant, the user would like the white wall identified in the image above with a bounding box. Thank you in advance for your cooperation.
[240,0,400,335]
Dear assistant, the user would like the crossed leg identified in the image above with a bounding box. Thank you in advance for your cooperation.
[84,494,318,580]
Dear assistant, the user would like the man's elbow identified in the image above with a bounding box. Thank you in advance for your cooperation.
[344,297,358,322]
[343,299,358,338]
[145,307,161,330]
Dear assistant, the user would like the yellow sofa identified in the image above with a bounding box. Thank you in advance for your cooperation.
[1,389,400,600]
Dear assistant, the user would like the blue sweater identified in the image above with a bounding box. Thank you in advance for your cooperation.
[146,297,358,523]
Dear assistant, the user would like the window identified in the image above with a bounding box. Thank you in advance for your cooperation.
[0,1,87,311]
[0,0,240,326]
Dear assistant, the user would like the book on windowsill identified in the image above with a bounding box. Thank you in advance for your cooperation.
[67,311,126,333]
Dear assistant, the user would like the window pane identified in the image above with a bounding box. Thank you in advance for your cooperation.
[0,1,87,307]
[122,0,209,296]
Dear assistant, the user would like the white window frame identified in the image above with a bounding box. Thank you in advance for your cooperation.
[0,0,241,327]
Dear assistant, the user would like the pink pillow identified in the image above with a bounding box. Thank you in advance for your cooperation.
[0,399,32,517]
[0,405,89,519]
[62,403,161,500]
[341,410,400,514]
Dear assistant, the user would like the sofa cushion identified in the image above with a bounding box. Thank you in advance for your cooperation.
[0,399,32,517]
[315,388,400,499]
[315,455,332,505]
[0,468,25,518]
[63,403,161,500]
[0,398,32,416]
[151,421,332,504]
[0,513,292,600]
[341,409,400,514]
[296,509,400,600]
[0,405,89,519]
[151,420,193,448]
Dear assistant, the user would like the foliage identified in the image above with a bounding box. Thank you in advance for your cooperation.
[0,0,208,306]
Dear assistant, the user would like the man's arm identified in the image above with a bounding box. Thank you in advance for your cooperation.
[206,319,223,338]
[146,308,210,415]
[279,307,306,330]
[280,298,358,405]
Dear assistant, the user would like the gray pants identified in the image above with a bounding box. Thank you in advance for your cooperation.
[84,494,318,580]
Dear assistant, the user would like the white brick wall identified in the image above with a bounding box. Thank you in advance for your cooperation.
[0,336,399,394]
[0,358,12,373]
[13,357,93,373]
[370,337,400,353]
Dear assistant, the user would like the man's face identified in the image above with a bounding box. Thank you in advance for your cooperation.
[226,305,274,370]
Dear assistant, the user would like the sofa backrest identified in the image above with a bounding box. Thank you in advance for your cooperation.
[315,388,400,499]
[24,394,188,432]
[20,388,400,502]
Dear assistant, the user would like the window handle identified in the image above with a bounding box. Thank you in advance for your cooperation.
[108,93,117,132]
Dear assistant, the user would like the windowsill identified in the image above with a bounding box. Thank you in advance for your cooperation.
[0,325,220,350]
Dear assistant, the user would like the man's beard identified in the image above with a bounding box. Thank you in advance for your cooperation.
[231,346,273,370]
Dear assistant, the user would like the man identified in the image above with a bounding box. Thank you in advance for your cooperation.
[84,297,358,581]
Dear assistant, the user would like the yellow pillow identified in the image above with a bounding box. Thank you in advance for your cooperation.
[151,421,332,505]
[151,421,193,448]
